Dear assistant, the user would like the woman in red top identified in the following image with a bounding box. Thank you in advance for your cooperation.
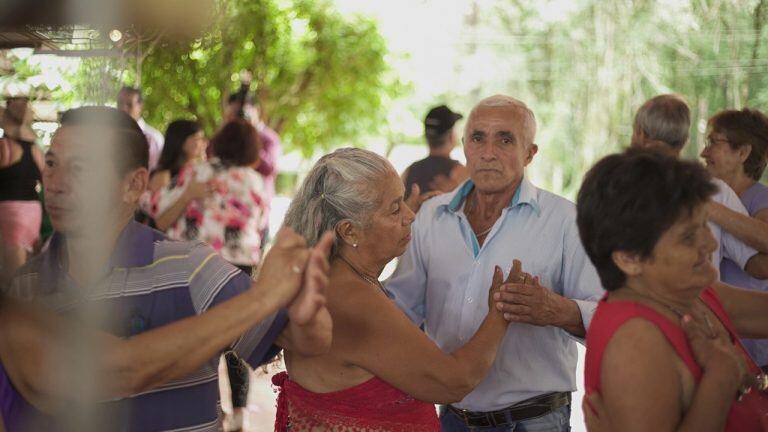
[576,149,768,431]
[276,148,521,431]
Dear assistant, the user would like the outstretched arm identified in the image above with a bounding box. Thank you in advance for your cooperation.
[334,262,527,404]
[0,229,313,413]
[714,281,768,338]
[708,201,768,253]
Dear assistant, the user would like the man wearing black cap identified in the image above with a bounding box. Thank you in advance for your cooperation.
[403,105,468,201]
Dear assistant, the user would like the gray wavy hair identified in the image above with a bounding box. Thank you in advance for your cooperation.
[283,147,396,254]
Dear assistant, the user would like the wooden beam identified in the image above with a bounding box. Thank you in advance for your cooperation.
[32,48,133,57]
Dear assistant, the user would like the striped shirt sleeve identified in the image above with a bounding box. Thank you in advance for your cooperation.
[186,243,286,367]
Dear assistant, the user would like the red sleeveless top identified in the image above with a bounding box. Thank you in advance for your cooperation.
[585,287,768,431]
[272,372,439,431]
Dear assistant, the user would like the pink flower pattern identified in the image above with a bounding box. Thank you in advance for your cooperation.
[141,158,267,266]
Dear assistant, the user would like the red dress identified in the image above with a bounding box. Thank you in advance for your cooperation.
[272,372,440,431]
[585,287,768,431]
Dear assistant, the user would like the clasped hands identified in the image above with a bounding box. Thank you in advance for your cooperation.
[253,227,334,326]
[491,259,566,327]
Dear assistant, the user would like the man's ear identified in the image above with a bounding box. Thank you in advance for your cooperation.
[123,167,149,204]
[524,143,538,165]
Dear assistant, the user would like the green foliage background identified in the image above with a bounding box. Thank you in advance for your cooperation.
[70,0,402,157]
[437,0,768,196]
[3,0,767,195]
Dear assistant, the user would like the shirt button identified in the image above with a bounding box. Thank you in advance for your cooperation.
[467,298,473,304]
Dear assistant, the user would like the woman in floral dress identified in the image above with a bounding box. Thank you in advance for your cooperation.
[145,119,268,275]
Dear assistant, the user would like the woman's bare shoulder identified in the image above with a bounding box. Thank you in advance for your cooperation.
[599,319,688,429]
[326,267,406,335]
[604,317,678,362]
[601,317,684,398]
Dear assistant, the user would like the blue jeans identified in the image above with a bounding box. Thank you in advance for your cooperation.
[439,404,571,432]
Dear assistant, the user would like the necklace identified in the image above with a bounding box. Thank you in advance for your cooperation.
[664,298,717,339]
[476,226,493,238]
[337,254,393,298]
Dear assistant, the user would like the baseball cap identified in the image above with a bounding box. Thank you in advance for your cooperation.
[424,105,463,137]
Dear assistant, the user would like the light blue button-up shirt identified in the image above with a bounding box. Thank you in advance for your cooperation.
[385,178,602,411]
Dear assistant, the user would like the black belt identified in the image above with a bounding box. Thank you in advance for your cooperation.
[447,392,571,428]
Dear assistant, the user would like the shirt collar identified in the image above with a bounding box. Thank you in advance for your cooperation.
[109,220,158,268]
[43,220,157,283]
[442,177,541,216]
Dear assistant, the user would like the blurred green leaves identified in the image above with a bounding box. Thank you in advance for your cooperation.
[74,0,401,156]
[441,0,768,196]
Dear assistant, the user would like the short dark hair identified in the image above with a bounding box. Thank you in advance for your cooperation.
[119,86,143,103]
[633,94,690,150]
[59,106,149,173]
[210,119,261,167]
[576,149,716,291]
[157,120,202,178]
[708,108,768,181]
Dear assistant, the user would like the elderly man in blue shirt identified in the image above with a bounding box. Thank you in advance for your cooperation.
[387,94,602,431]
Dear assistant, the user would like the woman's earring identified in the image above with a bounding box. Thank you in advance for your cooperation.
[353,243,358,248]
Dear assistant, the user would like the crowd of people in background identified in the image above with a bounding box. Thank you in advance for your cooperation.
[0,78,767,432]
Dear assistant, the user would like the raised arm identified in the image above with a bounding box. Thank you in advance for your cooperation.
[744,253,768,280]
[0,229,313,412]
[146,170,171,194]
[152,177,211,231]
[708,201,768,253]
[255,128,280,178]
[277,232,335,356]
[335,263,518,404]
[713,281,768,338]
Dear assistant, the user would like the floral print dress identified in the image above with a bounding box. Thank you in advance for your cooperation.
[142,158,268,266]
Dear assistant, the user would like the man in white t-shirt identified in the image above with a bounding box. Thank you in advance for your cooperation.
[117,86,165,171]
[630,94,768,280]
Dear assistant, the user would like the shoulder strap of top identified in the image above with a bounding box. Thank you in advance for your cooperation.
[589,298,702,390]
[701,287,730,327]
[21,141,37,167]
[700,287,761,372]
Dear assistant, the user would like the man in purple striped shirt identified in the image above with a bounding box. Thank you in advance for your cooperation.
[0,107,332,432]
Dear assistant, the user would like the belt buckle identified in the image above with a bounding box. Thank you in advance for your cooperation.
[452,406,490,428]
[454,407,472,425]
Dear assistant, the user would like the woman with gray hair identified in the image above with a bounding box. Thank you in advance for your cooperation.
[273,147,523,431]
